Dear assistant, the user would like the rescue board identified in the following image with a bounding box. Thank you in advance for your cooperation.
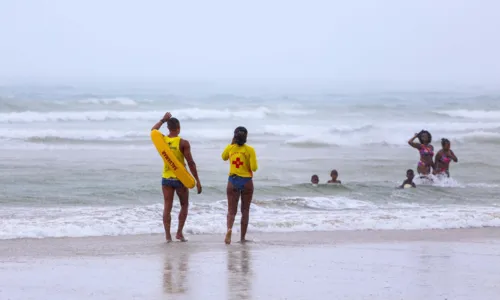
[150,129,196,188]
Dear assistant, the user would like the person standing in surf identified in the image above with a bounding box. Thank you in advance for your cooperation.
[433,138,458,177]
[221,126,258,245]
[408,130,434,176]
[152,112,202,242]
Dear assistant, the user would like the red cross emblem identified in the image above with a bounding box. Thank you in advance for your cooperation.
[232,157,244,168]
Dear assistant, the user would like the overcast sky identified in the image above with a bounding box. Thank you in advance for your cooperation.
[1,0,499,90]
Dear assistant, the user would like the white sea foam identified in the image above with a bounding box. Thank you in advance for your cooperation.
[0,128,143,141]
[455,131,500,143]
[2,124,499,148]
[1,199,500,239]
[0,106,311,123]
[435,109,500,120]
[0,141,152,151]
[0,127,239,143]
[78,97,139,106]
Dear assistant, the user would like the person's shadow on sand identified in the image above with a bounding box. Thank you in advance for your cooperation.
[227,245,253,300]
[163,251,189,294]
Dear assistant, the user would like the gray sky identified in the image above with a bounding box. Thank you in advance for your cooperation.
[1,0,499,89]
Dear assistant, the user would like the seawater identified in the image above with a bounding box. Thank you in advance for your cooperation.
[1,87,500,239]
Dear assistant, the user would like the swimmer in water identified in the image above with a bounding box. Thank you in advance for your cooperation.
[221,126,258,245]
[433,138,458,177]
[311,175,319,186]
[327,169,341,184]
[399,169,416,188]
[408,130,435,177]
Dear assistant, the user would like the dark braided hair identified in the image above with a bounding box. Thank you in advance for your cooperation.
[417,130,432,144]
[441,138,450,146]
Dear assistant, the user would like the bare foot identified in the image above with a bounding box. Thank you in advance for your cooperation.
[176,233,188,242]
[239,239,252,244]
[224,229,232,245]
[166,235,173,243]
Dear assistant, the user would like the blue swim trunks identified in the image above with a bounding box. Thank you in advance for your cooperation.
[228,175,252,191]
[162,178,184,189]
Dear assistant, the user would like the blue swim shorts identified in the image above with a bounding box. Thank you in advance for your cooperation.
[228,175,252,191]
[162,178,184,189]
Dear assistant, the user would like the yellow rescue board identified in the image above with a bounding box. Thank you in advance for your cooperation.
[150,129,196,189]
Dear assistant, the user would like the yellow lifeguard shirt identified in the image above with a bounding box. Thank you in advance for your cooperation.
[162,136,185,179]
[221,144,258,178]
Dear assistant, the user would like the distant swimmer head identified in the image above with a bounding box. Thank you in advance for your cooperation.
[167,118,181,133]
[441,138,450,150]
[417,130,432,144]
[234,126,248,146]
[311,174,319,184]
[330,169,338,179]
[406,169,415,180]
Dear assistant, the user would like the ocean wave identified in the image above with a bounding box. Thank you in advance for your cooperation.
[0,100,27,112]
[0,129,145,141]
[3,126,500,150]
[3,128,499,148]
[25,136,140,145]
[283,126,500,148]
[0,128,239,144]
[271,123,398,147]
[283,133,398,147]
[434,109,500,120]
[455,131,500,144]
[1,200,500,239]
[77,97,139,106]
[254,196,376,210]
[0,142,152,151]
[0,106,313,123]
[0,97,150,113]
[263,124,375,137]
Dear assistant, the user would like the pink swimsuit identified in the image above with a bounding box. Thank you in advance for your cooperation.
[418,145,434,167]
[436,152,451,173]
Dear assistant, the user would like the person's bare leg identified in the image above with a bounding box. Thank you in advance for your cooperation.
[175,186,189,241]
[162,185,175,242]
[240,180,254,243]
[225,181,240,244]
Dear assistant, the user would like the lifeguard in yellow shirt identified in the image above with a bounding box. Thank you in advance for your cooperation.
[151,112,202,243]
[221,126,258,244]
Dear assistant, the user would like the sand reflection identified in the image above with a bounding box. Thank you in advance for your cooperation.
[227,245,253,300]
[416,244,452,295]
[163,250,189,294]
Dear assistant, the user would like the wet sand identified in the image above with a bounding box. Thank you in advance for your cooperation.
[1,228,500,300]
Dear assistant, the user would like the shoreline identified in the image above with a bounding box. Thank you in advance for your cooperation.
[2,227,499,258]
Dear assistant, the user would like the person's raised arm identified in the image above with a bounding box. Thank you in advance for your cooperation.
[449,150,458,162]
[408,133,421,149]
[249,147,258,172]
[181,139,202,194]
[221,144,233,161]
[151,112,171,131]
